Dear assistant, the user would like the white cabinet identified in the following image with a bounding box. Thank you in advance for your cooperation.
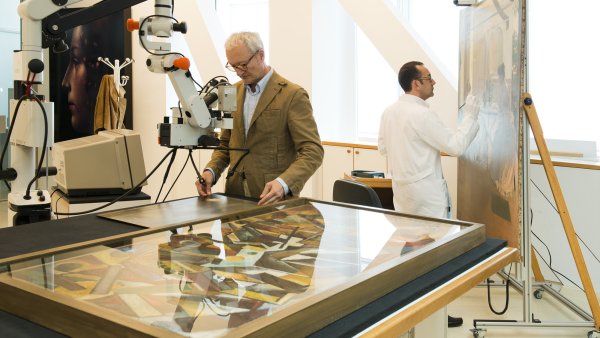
[321,144,387,201]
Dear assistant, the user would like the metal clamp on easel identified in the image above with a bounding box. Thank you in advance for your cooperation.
[98,57,134,97]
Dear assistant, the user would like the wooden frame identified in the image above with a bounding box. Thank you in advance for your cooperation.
[0,197,487,337]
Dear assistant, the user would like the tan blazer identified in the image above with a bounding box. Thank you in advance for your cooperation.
[94,75,126,133]
[206,71,323,198]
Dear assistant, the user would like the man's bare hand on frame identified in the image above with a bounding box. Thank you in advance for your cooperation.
[258,180,285,205]
[195,170,214,198]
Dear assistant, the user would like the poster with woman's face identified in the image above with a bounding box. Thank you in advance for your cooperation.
[50,9,132,142]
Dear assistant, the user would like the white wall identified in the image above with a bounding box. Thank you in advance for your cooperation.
[529,163,600,296]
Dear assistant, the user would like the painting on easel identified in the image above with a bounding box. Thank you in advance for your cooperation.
[457,0,526,248]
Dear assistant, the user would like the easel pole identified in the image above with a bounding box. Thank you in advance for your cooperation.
[523,92,600,330]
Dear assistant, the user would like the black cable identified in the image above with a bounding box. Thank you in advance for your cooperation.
[189,73,204,89]
[50,188,60,219]
[226,148,251,179]
[530,205,574,288]
[24,95,49,199]
[530,178,557,212]
[54,194,64,220]
[53,148,177,216]
[531,236,563,284]
[0,95,29,191]
[171,145,250,182]
[122,134,135,190]
[532,245,584,292]
[531,227,564,284]
[530,209,558,281]
[155,148,178,203]
[162,149,190,203]
[189,149,201,178]
[199,76,230,95]
[41,256,49,290]
[487,262,512,315]
[0,94,50,196]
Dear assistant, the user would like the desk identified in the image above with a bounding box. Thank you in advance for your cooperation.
[344,173,394,210]
[0,196,516,337]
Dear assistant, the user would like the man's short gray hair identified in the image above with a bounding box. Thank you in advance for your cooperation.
[225,32,264,53]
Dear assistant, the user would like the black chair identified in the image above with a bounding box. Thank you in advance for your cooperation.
[332,179,383,208]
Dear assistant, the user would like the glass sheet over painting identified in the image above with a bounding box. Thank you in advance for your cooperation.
[0,198,485,337]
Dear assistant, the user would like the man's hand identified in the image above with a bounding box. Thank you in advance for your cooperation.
[195,170,214,198]
[258,180,285,205]
[464,94,481,118]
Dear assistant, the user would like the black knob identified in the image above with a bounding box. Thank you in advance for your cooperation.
[173,22,187,34]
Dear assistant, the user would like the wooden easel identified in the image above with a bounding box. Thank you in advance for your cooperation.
[523,92,600,330]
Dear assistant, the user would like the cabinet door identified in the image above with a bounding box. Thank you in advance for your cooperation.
[322,145,353,201]
[353,148,387,175]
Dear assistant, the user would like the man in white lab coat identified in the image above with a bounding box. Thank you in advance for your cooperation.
[378,61,480,218]
[378,60,480,327]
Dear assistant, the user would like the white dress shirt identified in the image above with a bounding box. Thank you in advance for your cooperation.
[243,68,274,136]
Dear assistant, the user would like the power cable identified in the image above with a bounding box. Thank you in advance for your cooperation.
[53,147,178,216]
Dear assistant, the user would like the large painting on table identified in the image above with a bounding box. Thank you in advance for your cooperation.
[457,0,526,248]
[0,197,486,337]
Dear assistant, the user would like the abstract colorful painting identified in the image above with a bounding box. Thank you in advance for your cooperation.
[1,199,482,337]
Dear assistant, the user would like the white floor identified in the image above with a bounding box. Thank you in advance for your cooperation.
[447,278,597,338]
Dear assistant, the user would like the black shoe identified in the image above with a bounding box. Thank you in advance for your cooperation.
[448,315,463,328]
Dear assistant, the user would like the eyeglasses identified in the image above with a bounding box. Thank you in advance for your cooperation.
[418,74,434,82]
[225,50,259,72]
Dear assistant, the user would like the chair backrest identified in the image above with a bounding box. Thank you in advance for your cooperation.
[332,179,383,208]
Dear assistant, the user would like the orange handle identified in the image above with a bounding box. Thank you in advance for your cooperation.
[173,57,190,70]
[127,19,139,32]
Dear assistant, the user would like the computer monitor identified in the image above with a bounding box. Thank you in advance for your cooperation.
[53,129,147,197]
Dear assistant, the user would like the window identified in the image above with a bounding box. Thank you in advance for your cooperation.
[355,28,401,143]
[529,0,600,157]
[355,0,461,143]
[215,0,269,83]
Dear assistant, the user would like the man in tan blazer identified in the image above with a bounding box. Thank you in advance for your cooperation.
[196,32,323,205]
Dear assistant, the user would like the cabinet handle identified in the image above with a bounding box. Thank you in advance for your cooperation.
[347,149,351,154]
[355,150,359,155]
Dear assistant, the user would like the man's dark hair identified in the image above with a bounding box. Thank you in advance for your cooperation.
[398,61,423,92]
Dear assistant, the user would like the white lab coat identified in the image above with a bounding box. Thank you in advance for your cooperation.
[378,94,479,218]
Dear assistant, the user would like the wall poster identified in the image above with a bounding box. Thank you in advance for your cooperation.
[49,8,133,142]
